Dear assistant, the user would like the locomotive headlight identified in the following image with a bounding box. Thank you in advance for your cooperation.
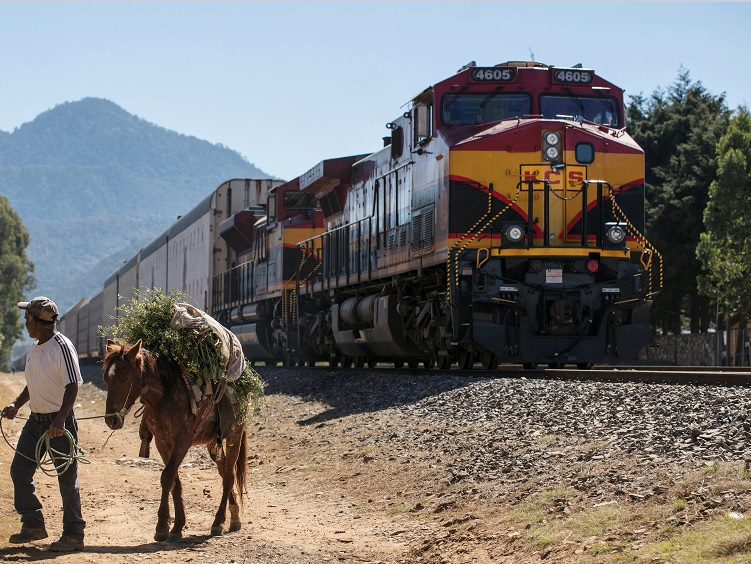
[542,130,562,163]
[604,223,627,248]
[506,225,524,242]
[502,222,526,247]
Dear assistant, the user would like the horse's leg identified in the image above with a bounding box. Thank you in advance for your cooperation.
[229,429,248,533]
[154,434,191,542]
[138,419,153,458]
[211,426,246,535]
[169,473,186,542]
[210,440,231,536]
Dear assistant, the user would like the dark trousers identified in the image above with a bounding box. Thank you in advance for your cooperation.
[10,412,86,537]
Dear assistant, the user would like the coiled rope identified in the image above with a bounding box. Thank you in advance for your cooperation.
[0,403,135,477]
[0,415,90,477]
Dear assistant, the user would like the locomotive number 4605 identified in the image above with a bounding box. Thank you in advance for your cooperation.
[552,69,593,84]
[471,68,516,82]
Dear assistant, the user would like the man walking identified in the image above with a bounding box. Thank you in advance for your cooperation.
[1,296,86,551]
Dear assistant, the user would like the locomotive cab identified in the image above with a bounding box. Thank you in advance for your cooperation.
[424,61,658,367]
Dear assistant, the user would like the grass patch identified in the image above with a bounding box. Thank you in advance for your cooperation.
[497,461,751,562]
[644,514,751,562]
[522,503,624,551]
[673,497,687,512]
[506,488,572,527]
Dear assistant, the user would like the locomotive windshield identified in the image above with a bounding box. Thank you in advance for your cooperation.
[441,93,531,125]
[540,95,621,127]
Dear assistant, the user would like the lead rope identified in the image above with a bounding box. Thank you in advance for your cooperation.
[0,380,136,477]
[0,416,88,477]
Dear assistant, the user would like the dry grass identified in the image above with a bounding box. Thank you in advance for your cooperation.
[490,461,751,562]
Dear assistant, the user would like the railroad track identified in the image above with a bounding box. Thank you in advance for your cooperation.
[510,365,751,386]
[259,363,751,387]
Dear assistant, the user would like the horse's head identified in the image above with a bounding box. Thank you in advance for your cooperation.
[102,339,144,430]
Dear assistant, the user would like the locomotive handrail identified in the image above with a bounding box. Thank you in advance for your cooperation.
[446,181,521,304]
[603,181,663,295]
[373,160,414,186]
[296,215,372,247]
[581,179,611,248]
[297,215,375,294]
[447,182,495,303]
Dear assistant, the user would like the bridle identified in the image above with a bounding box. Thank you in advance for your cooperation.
[105,355,144,428]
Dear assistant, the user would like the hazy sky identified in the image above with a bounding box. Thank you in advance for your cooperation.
[1,2,748,181]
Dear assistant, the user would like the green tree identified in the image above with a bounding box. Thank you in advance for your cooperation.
[697,107,751,325]
[627,68,730,334]
[0,195,35,370]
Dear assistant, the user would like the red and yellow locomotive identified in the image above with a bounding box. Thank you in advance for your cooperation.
[212,61,661,369]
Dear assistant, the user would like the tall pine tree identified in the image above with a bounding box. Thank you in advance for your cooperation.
[697,107,751,327]
[627,68,730,334]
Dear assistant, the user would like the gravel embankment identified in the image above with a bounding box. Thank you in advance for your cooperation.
[262,367,751,505]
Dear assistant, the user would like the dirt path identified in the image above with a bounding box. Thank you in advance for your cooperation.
[0,372,435,563]
[5,365,750,563]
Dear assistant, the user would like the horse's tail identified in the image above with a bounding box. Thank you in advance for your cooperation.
[235,428,248,505]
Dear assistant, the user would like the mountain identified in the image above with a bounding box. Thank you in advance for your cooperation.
[0,97,274,314]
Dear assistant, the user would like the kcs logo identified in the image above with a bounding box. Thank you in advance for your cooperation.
[520,165,587,189]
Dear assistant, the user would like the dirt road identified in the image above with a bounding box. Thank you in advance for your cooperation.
[0,370,439,563]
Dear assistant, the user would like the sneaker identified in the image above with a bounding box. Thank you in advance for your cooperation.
[49,534,84,552]
[9,528,48,543]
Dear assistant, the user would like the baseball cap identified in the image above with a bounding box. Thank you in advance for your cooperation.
[18,296,59,322]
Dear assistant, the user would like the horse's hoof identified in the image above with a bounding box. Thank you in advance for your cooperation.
[210,526,224,536]
[154,531,169,542]
[167,532,183,543]
[229,521,241,533]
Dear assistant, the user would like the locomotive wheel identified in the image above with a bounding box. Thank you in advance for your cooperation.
[307,360,317,367]
[437,354,452,370]
[480,351,498,371]
[522,362,538,370]
[393,361,404,369]
[367,359,377,368]
[423,357,435,369]
[548,362,565,369]
[407,360,420,369]
[457,349,475,370]
[328,357,339,368]
[577,363,594,370]
[342,356,353,368]
[355,357,365,368]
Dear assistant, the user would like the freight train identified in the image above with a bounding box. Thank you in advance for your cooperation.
[56,179,284,361]
[60,60,661,370]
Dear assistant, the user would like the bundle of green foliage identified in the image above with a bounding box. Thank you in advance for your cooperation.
[101,288,264,424]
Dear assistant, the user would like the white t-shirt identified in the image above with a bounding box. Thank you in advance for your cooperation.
[24,332,83,414]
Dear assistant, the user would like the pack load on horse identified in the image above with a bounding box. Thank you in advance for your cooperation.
[101,289,264,542]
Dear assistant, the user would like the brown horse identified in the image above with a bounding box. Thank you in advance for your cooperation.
[102,339,248,542]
